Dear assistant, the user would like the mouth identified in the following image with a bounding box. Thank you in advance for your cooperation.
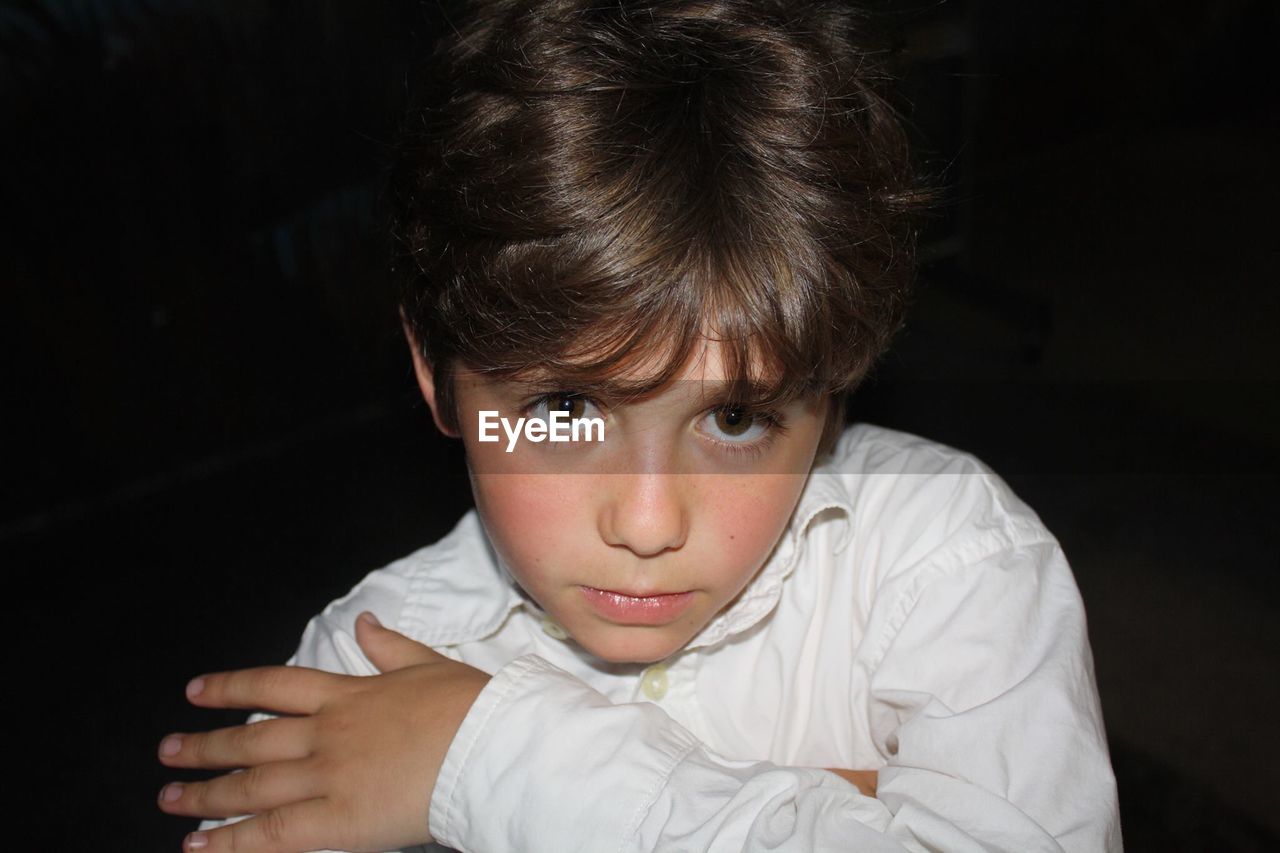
[579,586,695,626]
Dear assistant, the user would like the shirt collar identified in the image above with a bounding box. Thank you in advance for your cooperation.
[401,512,526,646]
[402,461,856,651]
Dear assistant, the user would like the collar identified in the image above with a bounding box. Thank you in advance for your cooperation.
[400,512,527,647]
[399,458,856,652]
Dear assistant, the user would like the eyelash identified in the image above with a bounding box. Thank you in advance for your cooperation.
[520,392,787,458]
[703,408,788,460]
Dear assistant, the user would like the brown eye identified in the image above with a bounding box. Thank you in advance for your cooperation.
[548,394,588,420]
[714,407,754,436]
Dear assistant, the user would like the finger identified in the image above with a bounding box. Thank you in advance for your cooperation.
[159,716,313,770]
[187,666,351,714]
[355,610,441,672]
[159,759,319,820]
[184,798,336,853]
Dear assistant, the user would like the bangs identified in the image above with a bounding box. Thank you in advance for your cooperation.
[451,230,837,411]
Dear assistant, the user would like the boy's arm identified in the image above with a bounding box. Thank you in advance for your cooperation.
[165,625,881,853]
[163,542,1119,852]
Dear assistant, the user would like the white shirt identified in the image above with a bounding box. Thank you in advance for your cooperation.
[212,423,1121,852]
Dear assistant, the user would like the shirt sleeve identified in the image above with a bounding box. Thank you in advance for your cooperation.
[866,540,1121,853]
[429,655,910,852]
[427,542,1121,853]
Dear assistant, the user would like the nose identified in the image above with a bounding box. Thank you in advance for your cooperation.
[598,473,690,557]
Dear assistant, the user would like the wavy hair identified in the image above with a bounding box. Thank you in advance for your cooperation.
[389,0,927,452]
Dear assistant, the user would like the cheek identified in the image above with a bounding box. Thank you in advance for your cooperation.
[470,473,591,591]
[697,475,807,591]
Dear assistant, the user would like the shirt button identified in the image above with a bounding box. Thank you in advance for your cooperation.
[640,664,669,701]
[540,617,568,640]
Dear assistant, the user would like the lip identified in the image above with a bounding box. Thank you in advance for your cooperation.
[579,586,695,626]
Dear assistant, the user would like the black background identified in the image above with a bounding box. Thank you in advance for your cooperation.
[3,1,1279,849]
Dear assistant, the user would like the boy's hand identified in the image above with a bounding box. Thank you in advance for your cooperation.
[157,613,489,853]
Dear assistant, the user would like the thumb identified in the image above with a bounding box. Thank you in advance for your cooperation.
[355,611,440,672]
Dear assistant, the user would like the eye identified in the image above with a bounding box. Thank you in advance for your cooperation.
[527,393,601,423]
[699,405,771,444]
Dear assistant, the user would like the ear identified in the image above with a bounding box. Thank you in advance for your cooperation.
[401,317,460,438]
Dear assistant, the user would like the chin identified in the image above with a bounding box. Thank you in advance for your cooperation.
[579,628,689,665]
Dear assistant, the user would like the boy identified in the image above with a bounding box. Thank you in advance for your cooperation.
[157,0,1122,850]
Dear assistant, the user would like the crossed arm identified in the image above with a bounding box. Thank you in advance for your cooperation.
[157,613,877,853]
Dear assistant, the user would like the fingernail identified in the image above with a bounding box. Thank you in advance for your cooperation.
[359,611,382,627]
[160,782,184,803]
[159,735,183,758]
[186,832,208,850]
[185,677,205,699]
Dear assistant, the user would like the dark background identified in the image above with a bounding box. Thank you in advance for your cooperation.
[3,0,1278,849]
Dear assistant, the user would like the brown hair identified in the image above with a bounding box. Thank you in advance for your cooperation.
[389,0,925,454]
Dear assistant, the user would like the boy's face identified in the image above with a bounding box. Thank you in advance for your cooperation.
[411,340,827,664]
